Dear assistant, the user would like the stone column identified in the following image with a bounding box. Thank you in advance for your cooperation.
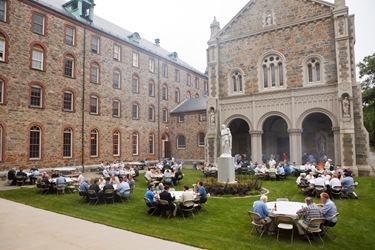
[250,131,263,164]
[332,127,341,166]
[288,129,302,165]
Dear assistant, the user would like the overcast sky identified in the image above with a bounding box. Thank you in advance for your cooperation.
[94,0,374,79]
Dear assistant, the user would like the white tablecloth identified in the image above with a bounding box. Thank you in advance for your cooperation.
[266,201,305,219]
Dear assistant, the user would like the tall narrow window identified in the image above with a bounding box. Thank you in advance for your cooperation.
[91,36,99,54]
[33,12,45,35]
[132,76,139,93]
[65,26,75,45]
[149,59,154,73]
[306,58,322,84]
[29,126,41,159]
[175,88,180,103]
[149,133,154,155]
[90,95,98,114]
[271,64,276,87]
[63,128,72,158]
[204,81,208,93]
[175,69,180,82]
[178,115,184,123]
[113,45,121,61]
[132,52,139,67]
[149,80,155,97]
[162,64,168,78]
[64,54,75,77]
[132,132,138,155]
[261,55,285,89]
[90,129,98,157]
[186,74,191,86]
[177,135,186,149]
[132,103,139,120]
[198,133,205,147]
[113,70,121,89]
[113,100,120,117]
[0,36,5,62]
[162,84,168,100]
[0,0,6,22]
[63,91,73,111]
[90,63,99,83]
[0,124,2,161]
[231,70,243,94]
[113,131,120,156]
[195,77,199,89]
[263,65,268,88]
[0,79,4,104]
[162,108,168,123]
[30,85,42,108]
[149,105,155,121]
[31,46,44,70]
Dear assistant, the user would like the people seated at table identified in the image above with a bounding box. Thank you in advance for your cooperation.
[79,178,90,195]
[194,181,207,204]
[295,197,323,237]
[144,184,159,213]
[159,185,177,217]
[29,167,40,184]
[116,176,131,198]
[89,179,101,196]
[329,173,341,192]
[7,167,16,185]
[253,195,275,234]
[51,170,60,178]
[318,192,338,227]
[55,175,66,185]
[341,172,358,198]
[109,174,120,186]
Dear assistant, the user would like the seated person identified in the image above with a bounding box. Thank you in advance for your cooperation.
[144,168,152,183]
[16,168,27,179]
[29,168,40,184]
[341,172,358,198]
[329,173,341,192]
[295,197,323,238]
[102,168,110,178]
[76,171,84,184]
[253,195,275,234]
[88,179,101,196]
[180,185,195,214]
[314,174,326,191]
[284,163,292,176]
[55,175,66,185]
[116,176,130,198]
[318,192,338,227]
[51,170,60,178]
[194,181,207,204]
[322,170,331,181]
[159,185,177,217]
[102,182,114,192]
[79,178,90,195]
[109,174,120,186]
[127,174,135,190]
[306,172,315,181]
[172,168,183,184]
[156,183,164,194]
[42,173,53,193]
[8,167,16,185]
[163,169,174,186]
[144,184,159,212]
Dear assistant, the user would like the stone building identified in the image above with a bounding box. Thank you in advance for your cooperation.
[206,0,372,176]
[0,0,207,171]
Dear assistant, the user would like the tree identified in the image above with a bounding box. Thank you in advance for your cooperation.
[358,53,375,146]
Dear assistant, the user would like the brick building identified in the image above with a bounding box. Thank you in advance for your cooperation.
[0,0,207,171]
[206,0,372,176]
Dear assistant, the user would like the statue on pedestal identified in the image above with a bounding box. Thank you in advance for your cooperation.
[220,124,232,157]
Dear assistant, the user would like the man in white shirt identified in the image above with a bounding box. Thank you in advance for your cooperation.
[329,173,341,191]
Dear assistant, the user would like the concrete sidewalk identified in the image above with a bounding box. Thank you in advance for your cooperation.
[0,198,201,250]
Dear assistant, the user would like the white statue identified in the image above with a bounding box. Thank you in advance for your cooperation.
[342,96,350,116]
[210,109,215,126]
[221,124,232,157]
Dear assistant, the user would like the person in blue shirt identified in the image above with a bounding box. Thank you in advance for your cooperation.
[55,175,66,185]
[253,195,275,234]
[117,176,130,198]
[341,172,358,198]
[79,179,90,194]
[318,192,338,227]
[194,181,207,204]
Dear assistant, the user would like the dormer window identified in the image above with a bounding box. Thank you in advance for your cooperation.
[168,52,178,61]
[128,32,141,43]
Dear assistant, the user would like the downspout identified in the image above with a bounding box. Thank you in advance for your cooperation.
[157,58,161,161]
[81,24,87,172]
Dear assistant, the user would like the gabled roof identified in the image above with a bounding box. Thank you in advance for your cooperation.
[216,0,336,39]
[31,0,206,76]
[171,96,207,114]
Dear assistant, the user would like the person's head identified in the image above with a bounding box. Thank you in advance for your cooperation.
[85,178,90,183]
[111,174,115,179]
[128,174,133,180]
[183,185,189,191]
[197,181,203,187]
[305,197,313,205]
[320,192,330,203]
[148,184,155,190]
[164,185,170,191]
[94,178,99,184]
[158,183,164,189]
[260,195,268,203]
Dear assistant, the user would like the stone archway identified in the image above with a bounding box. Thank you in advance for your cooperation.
[302,113,333,163]
[262,116,289,162]
[228,118,251,159]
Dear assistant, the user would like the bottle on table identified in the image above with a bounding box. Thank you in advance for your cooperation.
[274,202,277,211]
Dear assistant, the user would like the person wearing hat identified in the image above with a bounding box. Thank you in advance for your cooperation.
[324,159,332,171]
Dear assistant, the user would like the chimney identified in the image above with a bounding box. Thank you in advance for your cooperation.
[155,38,160,46]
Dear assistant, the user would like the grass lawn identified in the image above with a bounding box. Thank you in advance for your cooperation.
[0,170,374,250]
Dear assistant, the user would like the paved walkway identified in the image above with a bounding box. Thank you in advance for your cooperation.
[0,198,201,250]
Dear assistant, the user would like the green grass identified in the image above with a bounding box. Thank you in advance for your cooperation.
[1,170,374,250]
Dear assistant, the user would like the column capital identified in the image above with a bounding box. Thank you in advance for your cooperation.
[250,130,263,135]
[287,129,303,134]
[332,127,341,133]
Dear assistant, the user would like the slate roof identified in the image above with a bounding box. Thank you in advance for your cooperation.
[170,96,207,114]
[31,0,206,76]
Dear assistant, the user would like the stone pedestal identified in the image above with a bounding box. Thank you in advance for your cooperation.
[218,156,236,183]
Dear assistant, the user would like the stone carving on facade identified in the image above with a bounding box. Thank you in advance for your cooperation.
[342,96,350,117]
[317,134,327,153]
[221,124,232,157]
[209,108,215,127]
[264,10,275,27]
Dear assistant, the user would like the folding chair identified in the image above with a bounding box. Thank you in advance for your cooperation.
[303,218,326,246]
[248,211,267,238]
[87,190,99,205]
[323,213,339,240]
[144,197,158,216]
[276,215,294,244]
[158,199,172,219]
[104,189,115,204]
[181,200,195,219]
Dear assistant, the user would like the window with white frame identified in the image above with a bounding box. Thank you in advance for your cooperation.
[162,63,168,78]
[231,70,243,93]
[132,52,139,67]
[195,77,199,89]
[0,79,3,104]
[186,73,191,86]
[175,69,180,82]
[0,0,6,22]
[63,91,73,111]
[198,133,205,147]
[113,70,121,89]
[0,36,5,62]
[261,54,284,89]
[162,108,168,123]
[32,46,44,70]
[90,95,98,114]
[149,80,155,97]
[132,103,139,120]
[33,12,45,35]
[149,58,154,73]
[132,132,138,155]
[0,124,2,161]
[132,76,139,93]
[64,55,74,77]
[177,135,186,149]
[90,129,98,157]
[30,85,42,108]
[63,128,72,158]
[149,133,154,155]
[29,126,41,159]
[113,100,120,117]
[175,88,180,103]
[113,131,120,156]
[113,45,121,61]
[199,113,206,122]
[178,115,184,123]
[162,84,168,100]
[149,105,155,121]
[65,26,75,46]
[307,58,322,83]
[90,63,99,83]
[91,36,99,54]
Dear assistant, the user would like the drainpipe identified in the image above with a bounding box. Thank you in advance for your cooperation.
[81,24,87,173]
[157,58,161,161]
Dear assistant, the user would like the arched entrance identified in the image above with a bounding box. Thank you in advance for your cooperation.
[161,133,170,159]
[228,118,251,158]
[302,113,333,163]
[262,116,289,161]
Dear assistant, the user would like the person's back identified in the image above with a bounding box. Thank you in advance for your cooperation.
[341,175,354,191]
[80,181,89,193]
[329,177,341,190]
[117,180,130,197]
[253,200,268,219]
[314,176,325,188]
[103,183,114,192]
[55,176,66,185]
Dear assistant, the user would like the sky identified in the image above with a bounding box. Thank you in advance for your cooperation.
[94,0,374,79]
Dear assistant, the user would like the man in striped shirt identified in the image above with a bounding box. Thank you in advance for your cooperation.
[295,197,323,236]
